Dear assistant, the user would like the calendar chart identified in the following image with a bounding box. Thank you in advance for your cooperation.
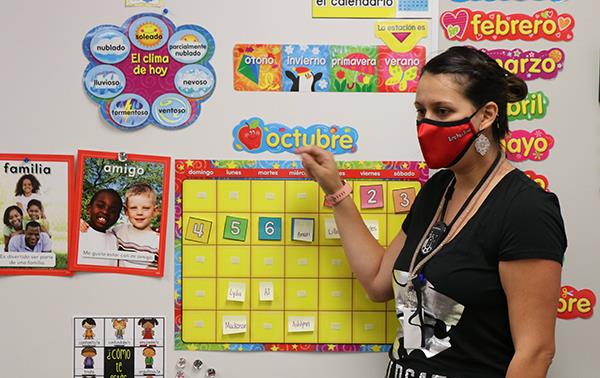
[174,160,428,352]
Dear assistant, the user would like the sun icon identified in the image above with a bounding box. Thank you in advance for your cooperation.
[135,22,163,48]
[181,34,199,43]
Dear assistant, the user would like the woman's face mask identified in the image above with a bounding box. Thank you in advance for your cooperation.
[416,109,481,169]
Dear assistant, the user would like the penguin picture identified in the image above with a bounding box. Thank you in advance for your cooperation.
[285,66,323,92]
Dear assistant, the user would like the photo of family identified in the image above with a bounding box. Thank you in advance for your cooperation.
[0,155,73,275]
[73,151,170,276]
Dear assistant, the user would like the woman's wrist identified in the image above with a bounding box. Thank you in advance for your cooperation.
[324,178,344,195]
[324,180,352,207]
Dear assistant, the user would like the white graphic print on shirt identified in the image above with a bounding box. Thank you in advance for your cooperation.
[391,270,465,361]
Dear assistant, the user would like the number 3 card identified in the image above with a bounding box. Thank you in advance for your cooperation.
[71,150,170,276]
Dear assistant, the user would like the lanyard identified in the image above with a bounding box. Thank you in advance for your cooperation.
[406,152,503,302]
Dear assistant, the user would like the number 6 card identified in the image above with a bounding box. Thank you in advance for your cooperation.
[71,150,170,276]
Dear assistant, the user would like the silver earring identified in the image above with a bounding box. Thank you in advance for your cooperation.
[474,134,491,156]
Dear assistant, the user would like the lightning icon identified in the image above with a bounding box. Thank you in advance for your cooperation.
[123,99,133,123]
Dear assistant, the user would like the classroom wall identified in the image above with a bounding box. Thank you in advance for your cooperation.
[0,0,598,377]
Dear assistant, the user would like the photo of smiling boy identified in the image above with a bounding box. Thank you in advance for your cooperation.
[77,188,122,266]
[114,183,160,270]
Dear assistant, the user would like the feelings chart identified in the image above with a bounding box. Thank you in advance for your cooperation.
[174,160,428,352]
[73,316,165,377]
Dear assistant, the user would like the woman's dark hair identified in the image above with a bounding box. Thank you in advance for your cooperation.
[82,318,96,326]
[3,206,23,227]
[422,46,528,142]
[15,174,41,196]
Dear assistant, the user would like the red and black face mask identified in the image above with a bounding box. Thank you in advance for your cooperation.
[416,109,481,169]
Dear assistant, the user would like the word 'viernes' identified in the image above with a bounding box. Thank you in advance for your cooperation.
[501,129,554,162]
[3,162,51,175]
[441,8,574,42]
[233,117,359,155]
[103,164,145,177]
[483,48,564,81]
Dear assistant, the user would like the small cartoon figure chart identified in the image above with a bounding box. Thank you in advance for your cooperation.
[74,316,165,377]
[174,160,427,352]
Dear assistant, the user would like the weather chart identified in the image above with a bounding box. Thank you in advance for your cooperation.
[174,160,428,351]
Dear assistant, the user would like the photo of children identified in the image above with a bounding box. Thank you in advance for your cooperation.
[74,151,169,276]
[0,156,72,274]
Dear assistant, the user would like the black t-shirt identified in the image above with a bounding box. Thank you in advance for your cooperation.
[387,168,567,378]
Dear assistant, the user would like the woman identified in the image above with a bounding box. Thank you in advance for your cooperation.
[3,205,24,251]
[297,46,566,378]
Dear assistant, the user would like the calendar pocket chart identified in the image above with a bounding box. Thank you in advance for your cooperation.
[174,160,428,352]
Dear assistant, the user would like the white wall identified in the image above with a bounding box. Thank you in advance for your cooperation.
[0,0,598,377]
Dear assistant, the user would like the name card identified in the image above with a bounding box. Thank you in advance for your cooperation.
[265,192,276,200]
[223,316,247,335]
[364,219,380,240]
[195,256,206,263]
[292,218,315,242]
[195,290,206,297]
[229,191,239,200]
[324,218,340,239]
[227,282,246,302]
[259,281,274,301]
[288,316,315,333]
[263,257,274,266]
[230,256,240,264]
[196,191,207,199]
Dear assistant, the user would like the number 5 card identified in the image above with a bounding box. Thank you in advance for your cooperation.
[0,154,74,275]
[71,150,170,276]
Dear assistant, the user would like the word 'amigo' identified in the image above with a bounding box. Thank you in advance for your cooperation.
[103,164,145,177]
[3,163,51,175]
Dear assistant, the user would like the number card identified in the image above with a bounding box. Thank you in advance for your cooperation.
[0,154,74,276]
[175,160,427,352]
[360,184,384,209]
[71,150,170,277]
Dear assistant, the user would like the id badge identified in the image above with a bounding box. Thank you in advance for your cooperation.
[402,307,423,349]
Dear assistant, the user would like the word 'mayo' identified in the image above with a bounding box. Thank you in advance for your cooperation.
[441,8,574,42]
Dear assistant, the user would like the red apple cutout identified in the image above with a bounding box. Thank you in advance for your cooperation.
[238,120,263,150]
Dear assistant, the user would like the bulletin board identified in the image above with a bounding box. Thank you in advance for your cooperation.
[174,159,427,351]
[0,1,599,377]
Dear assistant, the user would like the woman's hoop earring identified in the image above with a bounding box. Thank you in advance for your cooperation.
[474,133,491,156]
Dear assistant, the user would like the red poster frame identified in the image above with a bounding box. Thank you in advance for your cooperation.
[71,150,170,277]
[0,153,74,276]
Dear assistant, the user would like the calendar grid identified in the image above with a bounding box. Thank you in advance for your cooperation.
[175,160,428,352]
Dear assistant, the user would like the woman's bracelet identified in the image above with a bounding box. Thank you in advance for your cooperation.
[323,180,353,207]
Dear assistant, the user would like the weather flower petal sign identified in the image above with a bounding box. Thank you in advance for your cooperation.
[83,13,216,130]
